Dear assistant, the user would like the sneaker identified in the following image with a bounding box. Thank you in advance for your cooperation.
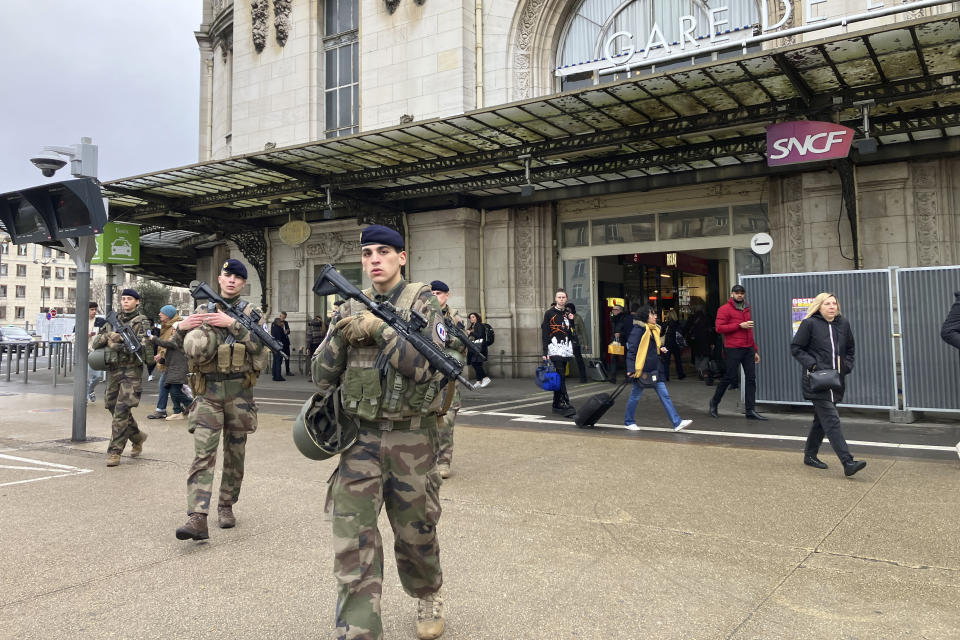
[87,392,95,403]
[416,591,445,640]
[146,410,167,420]
[147,374,154,382]
[624,423,641,431]
[480,377,491,388]
[165,412,185,421]
[674,419,693,432]
[105,453,121,467]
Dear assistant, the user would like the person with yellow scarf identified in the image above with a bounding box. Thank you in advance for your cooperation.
[623,305,692,432]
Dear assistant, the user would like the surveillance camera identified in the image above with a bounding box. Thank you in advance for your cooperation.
[30,152,67,177]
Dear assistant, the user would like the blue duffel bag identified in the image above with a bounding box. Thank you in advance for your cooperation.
[536,362,562,391]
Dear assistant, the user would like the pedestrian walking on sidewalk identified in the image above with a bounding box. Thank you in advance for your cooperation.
[623,305,692,432]
[790,292,866,477]
[709,284,766,420]
[467,312,492,387]
[939,291,960,457]
[565,302,589,383]
[151,305,191,421]
[173,259,270,541]
[312,225,447,640]
[431,279,467,480]
[542,289,576,417]
[271,317,287,381]
[90,289,154,467]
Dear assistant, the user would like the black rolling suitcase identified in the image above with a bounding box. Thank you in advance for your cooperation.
[586,359,609,382]
[574,381,629,428]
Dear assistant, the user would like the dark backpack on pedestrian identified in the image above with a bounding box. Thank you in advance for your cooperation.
[574,381,629,428]
[485,324,495,346]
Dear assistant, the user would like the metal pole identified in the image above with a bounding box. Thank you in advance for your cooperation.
[69,236,95,441]
[23,345,28,383]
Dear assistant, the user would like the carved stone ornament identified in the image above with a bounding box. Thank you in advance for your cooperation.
[251,0,268,53]
[217,30,233,62]
[385,0,401,14]
[274,0,291,47]
[512,0,549,100]
[912,161,940,266]
[783,176,805,272]
[305,232,363,264]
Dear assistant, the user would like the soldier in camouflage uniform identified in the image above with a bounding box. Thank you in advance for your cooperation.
[173,259,270,541]
[312,225,447,640]
[90,288,154,467]
[430,280,466,480]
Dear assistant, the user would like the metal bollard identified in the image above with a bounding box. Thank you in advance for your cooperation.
[48,342,53,369]
[4,346,10,382]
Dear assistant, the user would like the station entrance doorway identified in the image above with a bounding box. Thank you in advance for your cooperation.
[595,250,728,349]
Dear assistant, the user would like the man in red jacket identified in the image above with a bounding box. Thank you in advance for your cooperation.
[709,284,767,420]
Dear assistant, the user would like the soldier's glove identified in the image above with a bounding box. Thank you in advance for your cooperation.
[336,312,385,347]
[108,332,123,344]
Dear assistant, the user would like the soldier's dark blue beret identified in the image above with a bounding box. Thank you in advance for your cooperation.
[222,258,248,279]
[360,224,404,249]
[119,288,140,300]
[430,280,449,292]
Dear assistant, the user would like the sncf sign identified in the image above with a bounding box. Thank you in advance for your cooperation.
[766,121,855,167]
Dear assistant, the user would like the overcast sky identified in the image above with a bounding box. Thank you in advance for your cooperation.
[0,1,201,193]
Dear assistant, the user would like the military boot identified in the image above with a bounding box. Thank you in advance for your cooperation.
[416,590,445,639]
[218,504,236,529]
[105,453,121,467]
[175,513,209,541]
[437,463,451,479]
[130,432,148,458]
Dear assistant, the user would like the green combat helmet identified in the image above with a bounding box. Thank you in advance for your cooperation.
[293,387,358,460]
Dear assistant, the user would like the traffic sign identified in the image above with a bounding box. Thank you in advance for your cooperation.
[750,232,773,255]
[50,308,57,318]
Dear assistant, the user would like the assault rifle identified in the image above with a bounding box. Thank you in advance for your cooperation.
[313,264,479,390]
[103,310,145,365]
[445,317,486,362]
[189,280,286,357]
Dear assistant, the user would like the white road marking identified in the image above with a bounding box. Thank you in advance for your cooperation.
[464,412,959,453]
[0,453,93,488]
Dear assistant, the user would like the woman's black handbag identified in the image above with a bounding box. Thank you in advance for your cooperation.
[637,370,659,388]
[808,368,842,392]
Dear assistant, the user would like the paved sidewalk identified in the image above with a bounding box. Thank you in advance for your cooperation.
[1,379,959,639]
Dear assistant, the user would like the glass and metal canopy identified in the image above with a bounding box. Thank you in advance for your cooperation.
[100,11,960,285]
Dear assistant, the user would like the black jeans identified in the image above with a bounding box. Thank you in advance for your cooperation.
[805,399,853,463]
[661,348,685,381]
[572,345,587,382]
[282,345,292,374]
[272,351,284,380]
[472,362,487,380]
[711,347,757,411]
[549,356,570,407]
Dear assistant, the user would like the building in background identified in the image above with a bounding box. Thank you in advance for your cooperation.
[99,0,960,374]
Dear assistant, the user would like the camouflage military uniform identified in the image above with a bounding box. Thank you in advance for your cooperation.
[91,309,153,455]
[175,298,268,517]
[436,304,467,469]
[312,280,446,640]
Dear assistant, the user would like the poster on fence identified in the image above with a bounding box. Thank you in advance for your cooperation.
[792,298,814,335]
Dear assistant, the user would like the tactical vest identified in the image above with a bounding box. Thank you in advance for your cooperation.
[105,313,149,368]
[339,281,445,429]
[186,300,270,389]
[442,305,464,411]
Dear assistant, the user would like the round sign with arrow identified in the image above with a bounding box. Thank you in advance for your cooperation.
[750,232,773,255]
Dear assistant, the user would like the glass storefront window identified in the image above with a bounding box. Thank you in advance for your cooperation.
[591,215,655,245]
[563,258,592,355]
[733,204,769,234]
[561,221,589,247]
[658,207,729,240]
[734,249,769,277]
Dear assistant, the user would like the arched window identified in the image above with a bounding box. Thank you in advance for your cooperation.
[558,0,760,90]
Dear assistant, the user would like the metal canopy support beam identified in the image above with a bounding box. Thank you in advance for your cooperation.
[836,158,862,270]
[773,53,813,106]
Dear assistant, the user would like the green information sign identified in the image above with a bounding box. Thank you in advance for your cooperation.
[92,222,140,265]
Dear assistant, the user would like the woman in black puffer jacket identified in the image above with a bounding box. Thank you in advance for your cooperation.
[790,292,866,477]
